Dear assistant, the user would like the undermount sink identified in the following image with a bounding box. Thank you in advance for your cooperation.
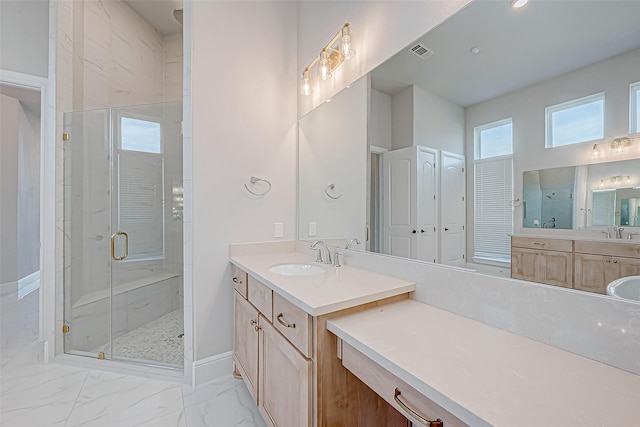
[268,263,325,276]
[607,276,640,302]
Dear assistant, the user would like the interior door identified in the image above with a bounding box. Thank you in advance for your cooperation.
[440,151,466,267]
[416,147,438,263]
[382,147,416,258]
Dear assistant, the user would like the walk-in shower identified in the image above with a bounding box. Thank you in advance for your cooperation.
[63,102,183,368]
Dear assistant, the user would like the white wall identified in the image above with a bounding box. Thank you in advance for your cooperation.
[298,76,368,242]
[413,85,465,154]
[391,86,413,150]
[465,48,640,257]
[370,88,391,150]
[297,0,472,117]
[0,94,40,284]
[0,0,49,77]
[191,1,297,362]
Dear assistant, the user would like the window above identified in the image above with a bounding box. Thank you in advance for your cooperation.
[545,93,604,148]
[474,118,513,160]
[631,81,640,134]
[121,117,162,153]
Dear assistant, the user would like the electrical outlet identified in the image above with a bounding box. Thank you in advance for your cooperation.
[274,222,284,238]
[308,222,317,237]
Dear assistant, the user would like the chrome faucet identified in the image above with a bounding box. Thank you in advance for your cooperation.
[613,225,625,239]
[310,241,332,264]
[345,238,361,249]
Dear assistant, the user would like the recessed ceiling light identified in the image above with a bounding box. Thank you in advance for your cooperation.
[511,0,529,8]
[470,47,480,54]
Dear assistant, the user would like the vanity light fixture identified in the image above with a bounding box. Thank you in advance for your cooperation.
[611,137,632,153]
[592,143,600,157]
[511,0,530,8]
[600,175,632,188]
[300,23,356,96]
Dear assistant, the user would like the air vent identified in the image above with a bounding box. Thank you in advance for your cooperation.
[408,43,434,59]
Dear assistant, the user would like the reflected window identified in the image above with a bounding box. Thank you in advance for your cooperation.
[631,81,640,134]
[545,93,604,148]
[473,119,513,264]
[474,118,512,160]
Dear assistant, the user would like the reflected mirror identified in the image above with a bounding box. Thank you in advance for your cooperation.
[297,1,640,270]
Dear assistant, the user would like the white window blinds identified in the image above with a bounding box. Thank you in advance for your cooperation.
[474,157,513,262]
[118,151,164,260]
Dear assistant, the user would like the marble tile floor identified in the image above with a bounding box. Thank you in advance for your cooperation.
[1,284,267,427]
[92,309,184,366]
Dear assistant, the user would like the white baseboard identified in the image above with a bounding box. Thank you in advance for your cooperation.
[192,351,233,387]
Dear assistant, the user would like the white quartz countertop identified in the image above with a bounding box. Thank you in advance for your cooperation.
[230,252,415,316]
[327,299,640,427]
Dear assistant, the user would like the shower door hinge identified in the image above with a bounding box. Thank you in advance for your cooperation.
[62,325,70,333]
[97,352,105,360]
[62,133,70,141]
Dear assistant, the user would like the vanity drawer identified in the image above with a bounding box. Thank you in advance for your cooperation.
[341,342,468,427]
[574,241,640,258]
[273,292,312,358]
[248,275,273,321]
[231,265,248,298]
[511,236,573,252]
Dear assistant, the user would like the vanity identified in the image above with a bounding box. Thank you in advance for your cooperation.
[230,246,640,427]
[511,235,640,294]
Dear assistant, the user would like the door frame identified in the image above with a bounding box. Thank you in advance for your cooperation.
[0,69,55,362]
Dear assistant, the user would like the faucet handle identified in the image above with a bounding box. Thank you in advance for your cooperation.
[601,230,611,238]
[628,232,637,240]
[333,250,342,267]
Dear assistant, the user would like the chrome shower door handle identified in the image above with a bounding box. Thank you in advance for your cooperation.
[110,231,129,261]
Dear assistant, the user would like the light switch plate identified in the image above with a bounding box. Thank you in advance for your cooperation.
[274,222,284,238]
[308,222,317,237]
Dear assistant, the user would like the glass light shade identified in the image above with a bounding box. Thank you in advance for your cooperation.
[318,50,332,80]
[592,144,599,156]
[341,25,354,60]
[301,70,312,96]
[511,0,529,8]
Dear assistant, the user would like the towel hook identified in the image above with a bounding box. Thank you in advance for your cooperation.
[244,176,271,197]
[325,183,343,199]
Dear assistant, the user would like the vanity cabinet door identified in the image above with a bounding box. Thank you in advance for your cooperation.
[511,247,539,281]
[616,256,640,278]
[259,316,312,427]
[574,254,617,294]
[234,292,260,403]
[537,250,573,288]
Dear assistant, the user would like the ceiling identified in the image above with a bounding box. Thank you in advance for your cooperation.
[123,0,183,36]
[371,0,640,107]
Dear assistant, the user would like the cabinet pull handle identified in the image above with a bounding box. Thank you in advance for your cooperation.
[394,388,443,427]
[613,260,618,264]
[232,277,243,284]
[250,319,257,326]
[254,325,262,332]
[532,242,545,246]
[276,313,296,328]
[606,259,611,263]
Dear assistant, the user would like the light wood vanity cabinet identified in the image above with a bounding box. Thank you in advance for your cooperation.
[511,237,573,288]
[232,265,413,427]
[574,241,640,294]
[511,237,640,294]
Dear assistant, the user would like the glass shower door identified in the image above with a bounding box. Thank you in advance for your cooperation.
[63,102,183,367]
[63,108,113,359]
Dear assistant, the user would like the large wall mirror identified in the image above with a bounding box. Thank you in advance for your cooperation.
[297,1,640,270]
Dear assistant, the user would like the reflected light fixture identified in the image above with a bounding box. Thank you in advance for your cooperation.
[301,69,312,96]
[300,23,356,96]
[611,137,632,153]
[592,143,600,157]
[511,0,530,8]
